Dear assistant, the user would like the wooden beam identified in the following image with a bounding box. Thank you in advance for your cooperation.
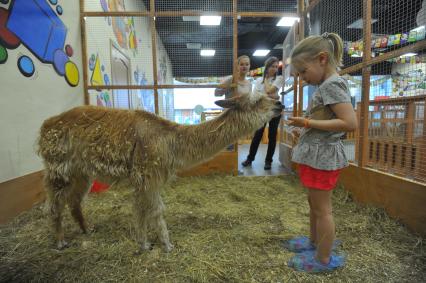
[358,0,372,167]
[368,94,426,105]
[83,11,151,17]
[293,75,298,117]
[80,0,89,105]
[305,0,321,14]
[82,11,297,18]
[232,0,239,164]
[150,0,159,114]
[238,12,297,18]
[88,84,222,90]
[297,0,305,40]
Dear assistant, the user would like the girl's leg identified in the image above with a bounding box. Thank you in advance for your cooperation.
[307,193,317,246]
[308,189,335,264]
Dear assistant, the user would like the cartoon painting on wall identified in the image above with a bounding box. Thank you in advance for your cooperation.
[0,0,80,87]
[101,0,138,55]
[157,54,168,84]
[134,66,154,113]
[88,53,113,108]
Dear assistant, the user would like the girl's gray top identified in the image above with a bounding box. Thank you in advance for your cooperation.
[292,74,352,170]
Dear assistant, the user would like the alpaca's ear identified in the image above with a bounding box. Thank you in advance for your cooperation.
[215,98,237,109]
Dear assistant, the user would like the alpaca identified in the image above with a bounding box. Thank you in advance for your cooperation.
[37,95,283,251]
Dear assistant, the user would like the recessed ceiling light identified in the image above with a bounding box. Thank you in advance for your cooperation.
[186,43,202,49]
[347,18,378,29]
[182,16,200,22]
[276,17,299,27]
[253,49,270,56]
[200,16,221,26]
[400,53,417,57]
[411,26,425,32]
[200,49,215,56]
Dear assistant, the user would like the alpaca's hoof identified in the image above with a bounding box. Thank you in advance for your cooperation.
[140,242,153,251]
[82,224,95,234]
[56,240,69,250]
[163,243,174,253]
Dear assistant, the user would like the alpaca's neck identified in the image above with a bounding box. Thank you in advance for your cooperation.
[174,110,261,169]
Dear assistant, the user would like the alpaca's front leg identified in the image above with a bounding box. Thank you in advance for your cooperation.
[134,186,173,252]
[133,191,151,251]
[152,193,173,252]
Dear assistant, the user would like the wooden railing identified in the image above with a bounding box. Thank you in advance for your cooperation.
[356,96,426,182]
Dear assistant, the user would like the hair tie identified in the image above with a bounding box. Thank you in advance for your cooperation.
[321,32,334,52]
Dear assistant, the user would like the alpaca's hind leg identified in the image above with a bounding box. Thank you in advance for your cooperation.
[45,173,69,249]
[68,178,91,234]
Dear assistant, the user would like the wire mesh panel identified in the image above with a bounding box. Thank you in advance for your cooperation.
[306,0,364,69]
[365,56,426,182]
[88,88,153,110]
[85,16,154,87]
[155,0,232,12]
[237,0,297,13]
[155,16,234,83]
[84,0,149,12]
[157,87,223,124]
[371,0,424,58]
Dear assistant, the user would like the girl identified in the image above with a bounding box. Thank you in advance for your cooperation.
[241,56,284,170]
[215,55,252,98]
[284,32,357,273]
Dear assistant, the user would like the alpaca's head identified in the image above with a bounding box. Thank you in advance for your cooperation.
[214,94,284,129]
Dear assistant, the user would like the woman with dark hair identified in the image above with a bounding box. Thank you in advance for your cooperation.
[241,56,284,170]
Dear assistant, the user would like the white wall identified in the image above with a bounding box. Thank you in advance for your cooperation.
[0,1,84,182]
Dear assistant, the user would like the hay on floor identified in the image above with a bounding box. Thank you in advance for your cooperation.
[0,175,425,282]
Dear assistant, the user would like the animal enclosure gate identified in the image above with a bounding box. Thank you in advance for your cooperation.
[81,0,298,175]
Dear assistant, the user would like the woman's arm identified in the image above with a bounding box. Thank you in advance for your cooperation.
[264,76,283,99]
[287,103,357,132]
[214,76,236,96]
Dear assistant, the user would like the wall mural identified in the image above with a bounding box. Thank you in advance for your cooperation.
[101,0,139,56]
[88,53,112,107]
[134,66,154,113]
[0,0,80,86]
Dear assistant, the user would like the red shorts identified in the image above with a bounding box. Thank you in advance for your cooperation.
[298,164,341,190]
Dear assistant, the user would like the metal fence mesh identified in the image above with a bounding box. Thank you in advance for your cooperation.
[155,16,234,81]
[84,0,148,12]
[85,16,154,87]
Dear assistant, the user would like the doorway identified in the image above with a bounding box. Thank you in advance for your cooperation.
[110,41,132,109]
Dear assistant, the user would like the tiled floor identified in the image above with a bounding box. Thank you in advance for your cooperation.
[238,143,291,176]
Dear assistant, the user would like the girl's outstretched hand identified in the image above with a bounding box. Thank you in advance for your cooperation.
[287,117,306,128]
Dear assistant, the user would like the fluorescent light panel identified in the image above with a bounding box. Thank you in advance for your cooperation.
[200,49,215,56]
[182,16,200,22]
[400,53,417,57]
[276,17,299,27]
[200,16,221,26]
[253,49,270,56]
[186,43,202,49]
[347,18,378,29]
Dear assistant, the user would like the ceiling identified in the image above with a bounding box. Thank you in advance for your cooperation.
[144,0,424,77]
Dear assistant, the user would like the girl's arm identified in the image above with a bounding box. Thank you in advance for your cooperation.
[287,102,357,132]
